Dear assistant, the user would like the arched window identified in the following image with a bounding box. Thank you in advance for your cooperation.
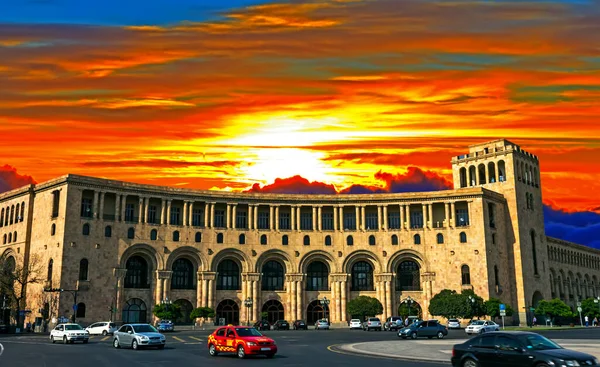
[195,232,202,243]
[13,232,17,243]
[368,235,376,246]
[3,256,15,276]
[260,234,267,245]
[461,265,471,285]
[478,164,486,184]
[324,235,332,246]
[498,160,506,181]
[306,261,329,291]
[122,298,147,323]
[531,230,538,275]
[261,260,285,291]
[216,260,240,290]
[413,234,421,245]
[76,303,86,318]
[20,202,24,221]
[0,208,3,227]
[173,231,180,242]
[282,235,288,245]
[79,259,88,281]
[15,204,19,222]
[303,235,310,246]
[351,261,374,291]
[104,225,112,237]
[346,235,354,246]
[216,233,224,244]
[150,229,157,241]
[51,223,56,236]
[10,205,14,224]
[469,166,476,186]
[459,232,467,243]
[459,167,467,188]
[82,223,90,236]
[8,233,11,243]
[127,227,135,239]
[171,258,194,289]
[488,162,496,183]
[2,234,5,244]
[47,259,53,284]
[436,233,444,244]
[124,256,149,288]
[494,265,499,287]
[239,234,246,245]
[391,234,399,245]
[397,260,421,291]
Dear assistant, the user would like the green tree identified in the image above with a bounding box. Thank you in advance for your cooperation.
[260,312,268,321]
[429,289,465,319]
[581,298,600,319]
[484,298,514,321]
[189,307,215,324]
[535,299,573,325]
[153,303,182,321]
[347,296,383,321]
[461,289,486,319]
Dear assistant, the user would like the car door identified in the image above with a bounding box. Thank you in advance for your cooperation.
[214,327,227,350]
[54,325,64,338]
[495,335,531,367]
[120,325,132,344]
[470,335,498,366]
[88,323,99,335]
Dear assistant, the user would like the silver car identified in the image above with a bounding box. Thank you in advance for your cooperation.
[315,319,329,330]
[113,323,166,350]
[363,317,382,331]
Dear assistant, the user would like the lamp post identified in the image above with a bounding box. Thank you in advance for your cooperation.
[594,296,600,318]
[320,297,330,324]
[468,295,476,318]
[44,288,79,323]
[403,296,414,318]
[161,298,172,321]
[244,298,253,326]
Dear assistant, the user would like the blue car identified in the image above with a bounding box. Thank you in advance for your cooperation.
[156,320,174,332]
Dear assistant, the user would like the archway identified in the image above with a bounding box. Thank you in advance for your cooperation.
[532,291,544,308]
[216,299,239,325]
[306,300,325,324]
[261,300,284,323]
[398,300,422,319]
[122,298,147,323]
[174,299,194,325]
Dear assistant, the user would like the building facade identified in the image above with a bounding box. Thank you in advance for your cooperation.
[1,139,599,327]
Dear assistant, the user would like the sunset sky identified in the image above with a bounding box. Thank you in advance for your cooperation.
[1,0,599,245]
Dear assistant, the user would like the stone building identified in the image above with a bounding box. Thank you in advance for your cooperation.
[1,139,599,327]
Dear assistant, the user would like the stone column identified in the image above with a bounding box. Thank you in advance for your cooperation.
[383,205,388,230]
[399,204,405,230]
[428,204,433,228]
[204,203,209,227]
[386,279,392,322]
[450,202,456,228]
[336,281,342,321]
[340,279,347,323]
[210,203,215,228]
[291,281,297,321]
[114,194,121,222]
[286,280,293,321]
[339,206,344,231]
[183,201,188,226]
[196,273,203,308]
[444,203,450,228]
[312,206,317,231]
[120,195,127,222]
[201,278,208,307]
[475,167,480,185]
[138,197,144,224]
[290,206,295,231]
[98,192,105,220]
[269,205,274,230]
[166,200,172,226]
[156,272,164,304]
[163,271,172,301]
[160,199,165,224]
[113,268,127,322]
[92,191,99,219]
[144,197,149,223]
[188,202,194,226]
[317,206,322,231]
[274,206,279,231]
[252,280,258,322]
[296,278,303,320]
[421,204,427,228]
[253,205,258,231]
[360,205,366,231]
[333,206,338,231]
[232,204,237,229]
[296,206,301,231]
[376,279,382,317]
[247,205,253,230]
[467,201,471,226]
[330,277,337,322]
[208,279,214,309]
[377,205,382,230]
[355,206,360,231]
[226,204,231,228]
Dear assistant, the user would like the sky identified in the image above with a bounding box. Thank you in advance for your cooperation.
[1,0,599,247]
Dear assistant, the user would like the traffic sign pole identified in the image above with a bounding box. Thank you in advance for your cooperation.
[499,304,506,330]
[577,306,583,327]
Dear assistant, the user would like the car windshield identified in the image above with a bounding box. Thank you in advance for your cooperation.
[471,321,485,325]
[449,319,459,322]
[235,328,263,337]
[133,324,158,333]
[351,319,360,323]
[65,325,83,330]
[517,334,562,351]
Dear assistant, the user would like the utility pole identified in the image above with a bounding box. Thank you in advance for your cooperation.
[44,288,79,323]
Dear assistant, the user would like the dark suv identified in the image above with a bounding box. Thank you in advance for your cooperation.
[384,316,403,331]
[273,320,290,330]
[253,320,270,331]
[398,320,448,340]
[293,320,307,330]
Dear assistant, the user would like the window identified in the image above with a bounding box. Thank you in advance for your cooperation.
[260,234,267,245]
[322,212,334,230]
[258,211,269,229]
[456,209,469,226]
[396,260,420,291]
[79,259,89,281]
[13,231,17,242]
[125,203,134,222]
[459,232,467,243]
[365,212,378,230]
[47,259,53,283]
[0,208,3,227]
[125,256,149,288]
[492,233,496,245]
[391,234,398,245]
[461,265,471,285]
[488,203,496,228]
[343,212,356,230]
[195,232,202,243]
[171,258,194,289]
[413,234,421,245]
[306,261,329,291]
[368,235,376,246]
[173,231,180,242]
[192,208,204,227]
[236,210,247,229]
[494,265,499,287]
[51,223,56,236]
[300,212,313,230]
[239,234,246,245]
[324,235,332,246]
[52,190,60,218]
[216,233,224,243]
[20,201,24,222]
[531,230,538,275]
[410,211,423,228]
[351,261,374,291]
[282,235,288,245]
[9,205,14,224]
[279,212,290,230]
[127,227,135,239]
[170,207,180,225]
[150,229,157,241]
[216,260,240,290]
[388,212,400,229]
[262,260,285,291]
[437,233,444,244]
[148,205,157,224]
[80,198,92,218]
[214,210,225,228]
[15,204,19,222]
[2,234,5,244]
[75,303,86,318]
[7,233,11,243]
[82,223,90,236]
[346,235,354,246]
[105,225,112,237]
[303,235,310,246]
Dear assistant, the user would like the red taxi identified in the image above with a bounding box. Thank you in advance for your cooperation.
[207,325,277,359]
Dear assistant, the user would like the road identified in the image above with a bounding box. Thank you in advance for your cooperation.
[0,327,598,367]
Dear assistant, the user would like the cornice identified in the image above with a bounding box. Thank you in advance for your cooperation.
[547,236,600,256]
[0,185,34,202]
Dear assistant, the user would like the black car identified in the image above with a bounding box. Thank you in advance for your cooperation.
[398,320,448,339]
[253,320,270,331]
[293,320,307,330]
[273,320,289,330]
[451,331,599,367]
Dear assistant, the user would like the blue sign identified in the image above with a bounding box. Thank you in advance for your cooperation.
[72,304,78,311]
[499,304,506,311]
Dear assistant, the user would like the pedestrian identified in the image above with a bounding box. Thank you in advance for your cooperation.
[405,318,409,326]
[593,317,598,327]
[532,317,536,327]
[584,315,589,327]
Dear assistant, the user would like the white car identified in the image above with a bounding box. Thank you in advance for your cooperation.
[86,321,117,335]
[465,320,500,335]
[349,319,362,330]
[447,319,461,329]
[50,323,90,344]
[315,319,330,330]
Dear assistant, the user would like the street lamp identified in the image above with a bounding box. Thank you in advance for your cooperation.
[161,298,172,321]
[244,298,253,326]
[403,296,414,318]
[320,297,330,324]
[594,296,600,318]
[468,295,476,319]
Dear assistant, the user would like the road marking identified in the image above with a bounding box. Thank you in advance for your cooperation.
[101,336,110,341]
[172,336,186,343]
[189,336,203,342]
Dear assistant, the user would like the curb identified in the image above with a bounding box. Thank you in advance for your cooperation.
[327,343,450,364]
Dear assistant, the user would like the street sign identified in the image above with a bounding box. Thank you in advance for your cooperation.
[577,302,582,307]
[73,304,78,311]
[499,304,506,311]
[500,310,506,317]
[529,307,535,312]
[577,306,582,312]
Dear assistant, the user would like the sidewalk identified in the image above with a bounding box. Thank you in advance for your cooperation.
[332,339,600,362]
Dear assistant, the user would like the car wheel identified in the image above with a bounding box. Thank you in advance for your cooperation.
[237,345,246,359]
[51,336,55,344]
[63,336,68,344]
[102,330,108,336]
[479,329,484,334]
[462,358,479,367]
[209,344,218,356]
[132,340,139,350]
[113,338,120,348]
[467,333,471,335]
[437,331,444,339]
[411,332,418,340]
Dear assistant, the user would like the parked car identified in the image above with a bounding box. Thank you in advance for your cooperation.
[113,324,166,350]
[451,331,599,367]
[273,320,289,330]
[155,320,174,332]
[465,320,499,335]
[315,319,329,330]
[208,325,277,359]
[447,319,461,329]
[254,320,271,331]
[50,323,89,344]
[85,321,117,335]
[349,319,362,330]
[398,320,448,340]
[363,317,382,331]
[384,316,403,331]
[293,320,307,330]
[0,324,8,334]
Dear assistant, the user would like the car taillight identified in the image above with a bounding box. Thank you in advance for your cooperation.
[452,348,455,357]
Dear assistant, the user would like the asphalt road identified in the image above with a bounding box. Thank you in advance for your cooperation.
[0,327,598,367]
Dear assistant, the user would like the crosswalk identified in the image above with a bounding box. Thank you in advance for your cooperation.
[87,335,205,344]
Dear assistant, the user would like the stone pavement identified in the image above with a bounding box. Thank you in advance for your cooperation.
[333,338,600,362]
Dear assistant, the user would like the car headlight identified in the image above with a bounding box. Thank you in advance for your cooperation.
[139,335,149,340]
[594,359,599,365]
[247,342,257,346]
[560,361,580,367]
